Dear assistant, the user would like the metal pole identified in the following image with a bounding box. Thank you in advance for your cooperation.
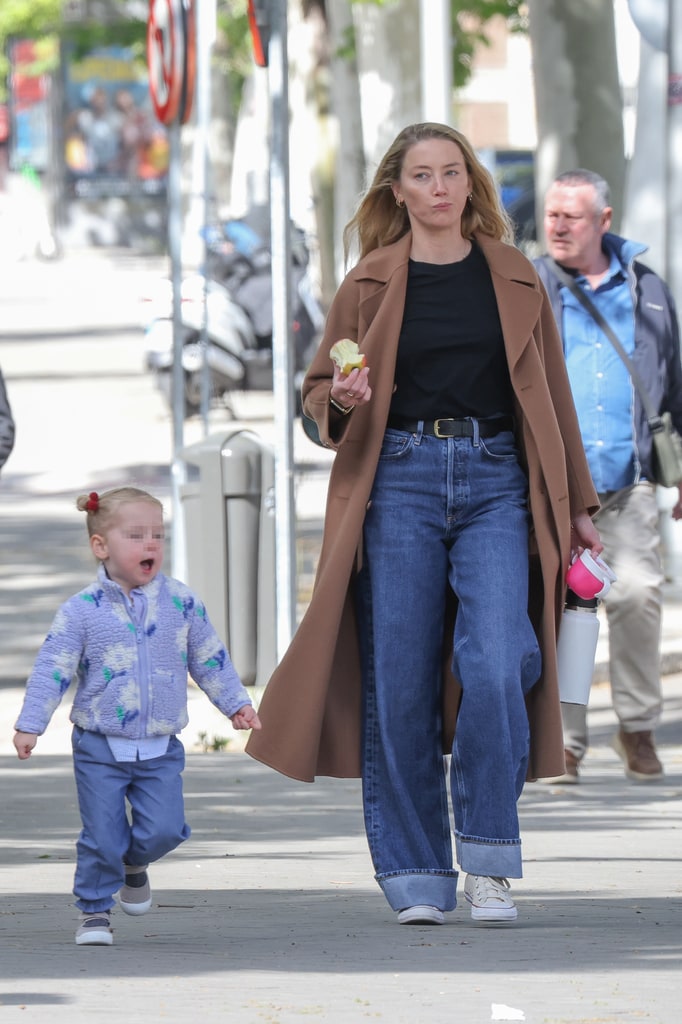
[667,0,682,305]
[197,0,216,433]
[625,1,668,273]
[420,0,452,122]
[268,1,297,655]
[169,120,187,580]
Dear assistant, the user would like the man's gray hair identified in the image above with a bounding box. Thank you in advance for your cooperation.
[554,169,610,213]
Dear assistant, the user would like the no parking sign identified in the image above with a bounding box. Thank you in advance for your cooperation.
[147,0,196,125]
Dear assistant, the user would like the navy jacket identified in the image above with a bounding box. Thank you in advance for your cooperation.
[535,232,682,484]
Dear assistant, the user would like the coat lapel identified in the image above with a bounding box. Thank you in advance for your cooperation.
[477,235,543,373]
[353,238,410,406]
[355,235,411,341]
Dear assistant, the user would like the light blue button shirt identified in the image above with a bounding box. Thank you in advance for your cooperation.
[562,250,637,492]
[106,734,171,762]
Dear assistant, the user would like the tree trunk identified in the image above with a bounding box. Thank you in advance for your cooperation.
[308,0,423,293]
[326,0,364,291]
[352,0,421,171]
[289,1,336,304]
[528,0,625,236]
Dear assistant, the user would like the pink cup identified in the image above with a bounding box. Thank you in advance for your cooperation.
[566,550,617,600]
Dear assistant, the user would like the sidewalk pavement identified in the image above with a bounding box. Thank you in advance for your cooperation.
[2,677,682,1024]
[2,250,682,1023]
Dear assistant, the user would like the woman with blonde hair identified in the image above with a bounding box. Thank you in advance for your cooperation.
[247,123,601,926]
[344,122,513,259]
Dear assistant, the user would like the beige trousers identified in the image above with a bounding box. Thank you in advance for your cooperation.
[563,482,664,760]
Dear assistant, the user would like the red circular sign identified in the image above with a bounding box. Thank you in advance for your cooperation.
[147,0,185,125]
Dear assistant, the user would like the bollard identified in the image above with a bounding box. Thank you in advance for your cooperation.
[180,430,276,686]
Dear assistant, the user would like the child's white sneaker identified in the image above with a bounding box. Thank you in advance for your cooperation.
[119,864,152,916]
[75,912,113,945]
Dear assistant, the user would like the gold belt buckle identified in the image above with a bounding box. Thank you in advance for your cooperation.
[433,418,453,438]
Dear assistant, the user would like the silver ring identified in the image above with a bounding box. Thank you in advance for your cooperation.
[346,391,354,398]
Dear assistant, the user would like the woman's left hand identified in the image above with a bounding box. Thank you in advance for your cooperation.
[570,509,603,558]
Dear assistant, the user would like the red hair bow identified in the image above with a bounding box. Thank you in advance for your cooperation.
[85,491,99,512]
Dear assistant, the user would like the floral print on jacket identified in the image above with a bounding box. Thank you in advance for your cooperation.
[15,565,251,738]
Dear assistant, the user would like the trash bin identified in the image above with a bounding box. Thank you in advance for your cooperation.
[180,430,276,687]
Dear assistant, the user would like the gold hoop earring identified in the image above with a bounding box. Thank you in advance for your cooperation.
[467,192,473,203]
[395,196,404,208]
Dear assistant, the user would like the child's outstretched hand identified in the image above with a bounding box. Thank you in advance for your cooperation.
[14,731,38,759]
[230,705,262,731]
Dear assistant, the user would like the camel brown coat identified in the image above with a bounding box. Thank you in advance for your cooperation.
[246,233,599,783]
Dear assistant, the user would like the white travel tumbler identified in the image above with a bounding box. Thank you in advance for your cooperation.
[556,591,600,705]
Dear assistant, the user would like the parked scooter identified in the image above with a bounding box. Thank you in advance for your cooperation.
[143,212,325,417]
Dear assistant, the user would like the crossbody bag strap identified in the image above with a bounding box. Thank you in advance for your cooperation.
[544,257,663,431]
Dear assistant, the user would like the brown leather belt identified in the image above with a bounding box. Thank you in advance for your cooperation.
[386,415,515,439]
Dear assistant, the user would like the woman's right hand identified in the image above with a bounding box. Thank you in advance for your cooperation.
[570,510,603,559]
[330,364,372,409]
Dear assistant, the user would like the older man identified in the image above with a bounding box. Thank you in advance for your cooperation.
[535,168,682,782]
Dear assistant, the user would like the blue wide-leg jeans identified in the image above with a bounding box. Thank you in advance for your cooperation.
[357,424,541,913]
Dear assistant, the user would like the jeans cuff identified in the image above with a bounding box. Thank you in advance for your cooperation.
[377,869,458,911]
[455,835,522,878]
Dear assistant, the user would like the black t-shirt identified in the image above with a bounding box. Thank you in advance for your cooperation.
[389,242,514,420]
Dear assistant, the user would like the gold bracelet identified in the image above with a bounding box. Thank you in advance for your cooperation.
[329,395,354,416]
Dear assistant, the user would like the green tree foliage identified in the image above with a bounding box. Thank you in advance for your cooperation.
[451,0,527,88]
[0,0,62,38]
[214,1,256,117]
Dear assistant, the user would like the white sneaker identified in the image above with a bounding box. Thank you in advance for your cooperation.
[464,875,517,922]
[397,905,445,925]
[75,912,113,945]
[119,864,152,916]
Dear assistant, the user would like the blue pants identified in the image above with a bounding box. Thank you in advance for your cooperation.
[71,727,191,913]
[357,425,541,912]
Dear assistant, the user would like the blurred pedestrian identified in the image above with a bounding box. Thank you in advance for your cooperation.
[535,168,682,783]
[77,86,118,174]
[0,366,15,472]
[247,123,601,926]
[13,486,261,946]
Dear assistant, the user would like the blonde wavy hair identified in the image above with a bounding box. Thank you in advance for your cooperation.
[344,122,514,261]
